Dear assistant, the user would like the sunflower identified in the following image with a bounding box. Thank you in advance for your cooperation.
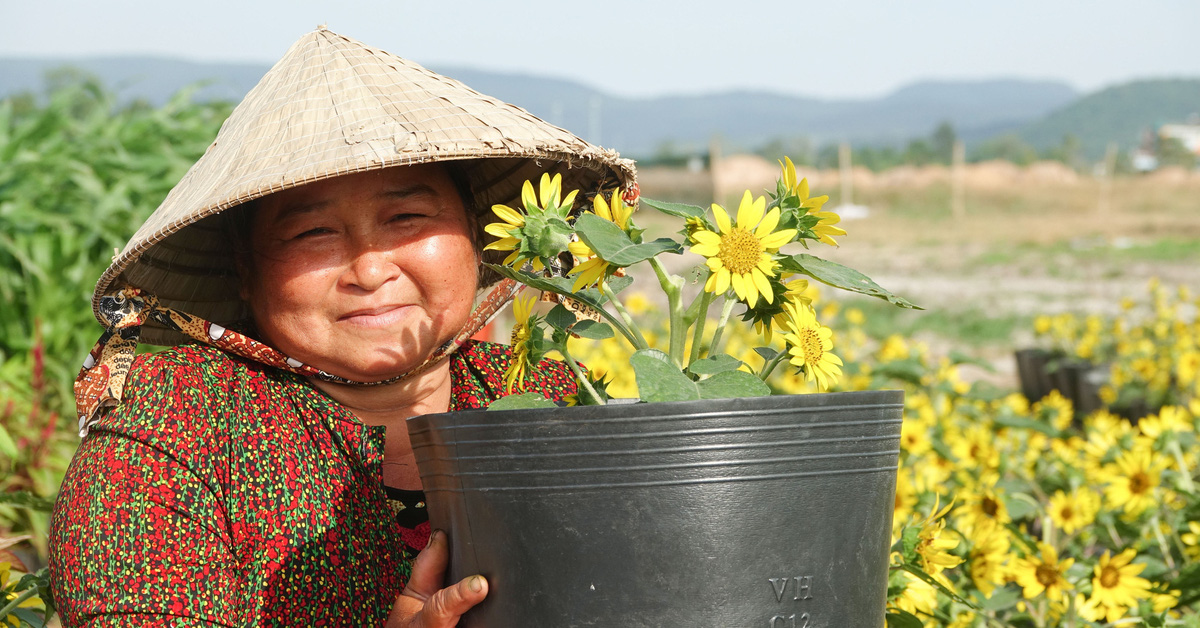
[689,190,796,308]
[779,156,845,246]
[567,190,635,291]
[780,300,843,391]
[912,497,963,576]
[1011,542,1074,602]
[1047,488,1100,535]
[1086,549,1153,623]
[503,294,542,393]
[968,526,1010,598]
[1102,444,1166,519]
[483,173,579,272]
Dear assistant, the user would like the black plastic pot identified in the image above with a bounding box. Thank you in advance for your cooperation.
[1014,348,1053,404]
[407,390,904,628]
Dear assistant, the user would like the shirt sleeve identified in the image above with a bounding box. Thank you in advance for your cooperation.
[49,355,243,627]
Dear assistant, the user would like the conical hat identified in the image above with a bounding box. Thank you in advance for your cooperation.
[94,26,636,346]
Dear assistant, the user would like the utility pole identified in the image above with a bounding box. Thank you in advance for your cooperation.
[951,140,966,219]
[839,142,852,207]
[1097,142,1118,214]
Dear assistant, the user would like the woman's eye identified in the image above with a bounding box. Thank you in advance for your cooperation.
[292,227,334,240]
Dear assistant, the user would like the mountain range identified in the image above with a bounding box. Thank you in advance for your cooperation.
[2,56,1197,160]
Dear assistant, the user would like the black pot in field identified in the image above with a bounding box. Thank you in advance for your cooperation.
[407,390,904,628]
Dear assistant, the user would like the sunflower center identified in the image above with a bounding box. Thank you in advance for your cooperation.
[981,497,999,517]
[1099,565,1120,588]
[510,324,530,346]
[717,227,764,275]
[1059,505,1074,520]
[795,327,824,362]
[1035,564,1060,587]
[1130,472,1150,494]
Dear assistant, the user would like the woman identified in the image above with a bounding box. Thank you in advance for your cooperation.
[50,27,636,627]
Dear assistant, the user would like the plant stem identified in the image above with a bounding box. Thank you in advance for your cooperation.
[1152,513,1178,571]
[599,283,649,351]
[706,297,738,359]
[759,350,789,381]
[686,288,715,367]
[559,342,604,405]
[648,257,686,366]
[0,587,38,620]
[1168,439,1195,493]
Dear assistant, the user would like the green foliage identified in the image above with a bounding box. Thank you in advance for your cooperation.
[0,74,231,550]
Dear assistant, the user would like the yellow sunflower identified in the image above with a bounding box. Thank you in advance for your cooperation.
[1086,549,1153,623]
[912,497,963,576]
[968,526,1010,598]
[503,294,538,393]
[780,157,845,246]
[689,190,797,308]
[1011,542,1074,603]
[780,299,843,391]
[1047,487,1100,535]
[1102,444,1166,519]
[567,190,634,291]
[483,173,579,271]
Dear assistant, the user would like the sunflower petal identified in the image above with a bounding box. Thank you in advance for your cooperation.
[492,204,525,226]
[756,208,781,237]
[522,181,537,212]
[712,268,731,294]
[735,190,758,227]
[712,204,732,234]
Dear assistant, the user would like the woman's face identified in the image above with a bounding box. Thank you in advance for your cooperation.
[242,164,479,381]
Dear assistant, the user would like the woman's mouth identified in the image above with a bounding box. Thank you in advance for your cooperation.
[338,304,411,328]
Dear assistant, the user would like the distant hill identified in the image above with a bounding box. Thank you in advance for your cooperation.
[0,56,1080,156]
[1017,79,1200,158]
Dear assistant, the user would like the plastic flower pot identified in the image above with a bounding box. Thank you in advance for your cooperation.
[1014,348,1053,404]
[407,390,904,627]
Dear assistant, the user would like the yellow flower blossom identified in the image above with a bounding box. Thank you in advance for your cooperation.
[566,190,636,291]
[967,526,1010,598]
[503,294,538,393]
[1011,542,1074,603]
[1102,444,1166,519]
[1047,487,1101,535]
[1086,549,1153,623]
[781,300,843,391]
[690,190,796,307]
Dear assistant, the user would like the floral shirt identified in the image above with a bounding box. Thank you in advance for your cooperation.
[50,340,576,627]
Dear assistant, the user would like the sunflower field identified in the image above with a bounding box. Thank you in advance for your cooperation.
[569,278,1200,627]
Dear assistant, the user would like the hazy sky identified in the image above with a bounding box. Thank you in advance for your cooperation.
[5,1,1199,99]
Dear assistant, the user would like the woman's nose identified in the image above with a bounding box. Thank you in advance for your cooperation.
[340,240,402,292]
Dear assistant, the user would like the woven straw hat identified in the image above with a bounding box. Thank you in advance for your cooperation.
[94,26,636,346]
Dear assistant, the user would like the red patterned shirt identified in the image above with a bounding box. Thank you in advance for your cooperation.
[50,340,576,627]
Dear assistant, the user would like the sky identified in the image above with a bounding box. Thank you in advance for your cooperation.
[4,0,1199,99]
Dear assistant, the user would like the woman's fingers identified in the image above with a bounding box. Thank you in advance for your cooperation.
[404,529,451,601]
[418,574,489,626]
[387,529,488,628]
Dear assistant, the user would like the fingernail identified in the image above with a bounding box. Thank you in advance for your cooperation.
[430,529,444,543]
[469,575,485,592]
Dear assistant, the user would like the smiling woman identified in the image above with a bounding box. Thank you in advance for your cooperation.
[47,27,636,628]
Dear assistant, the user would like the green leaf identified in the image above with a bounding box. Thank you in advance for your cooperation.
[782,254,921,309]
[979,584,1020,611]
[753,347,780,362]
[486,265,609,311]
[993,414,1066,439]
[885,610,924,628]
[606,275,634,295]
[640,197,706,220]
[0,491,55,512]
[631,349,699,403]
[688,354,745,375]
[899,525,921,563]
[487,393,560,411]
[571,320,614,340]
[0,424,16,460]
[545,304,576,331]
[575,213,682,266]
[696,370,771,399]
[896,563,978,609]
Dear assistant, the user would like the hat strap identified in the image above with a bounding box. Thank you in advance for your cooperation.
[75,279,522,437]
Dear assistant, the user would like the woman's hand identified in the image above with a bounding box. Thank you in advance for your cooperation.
[387,529,488,628]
